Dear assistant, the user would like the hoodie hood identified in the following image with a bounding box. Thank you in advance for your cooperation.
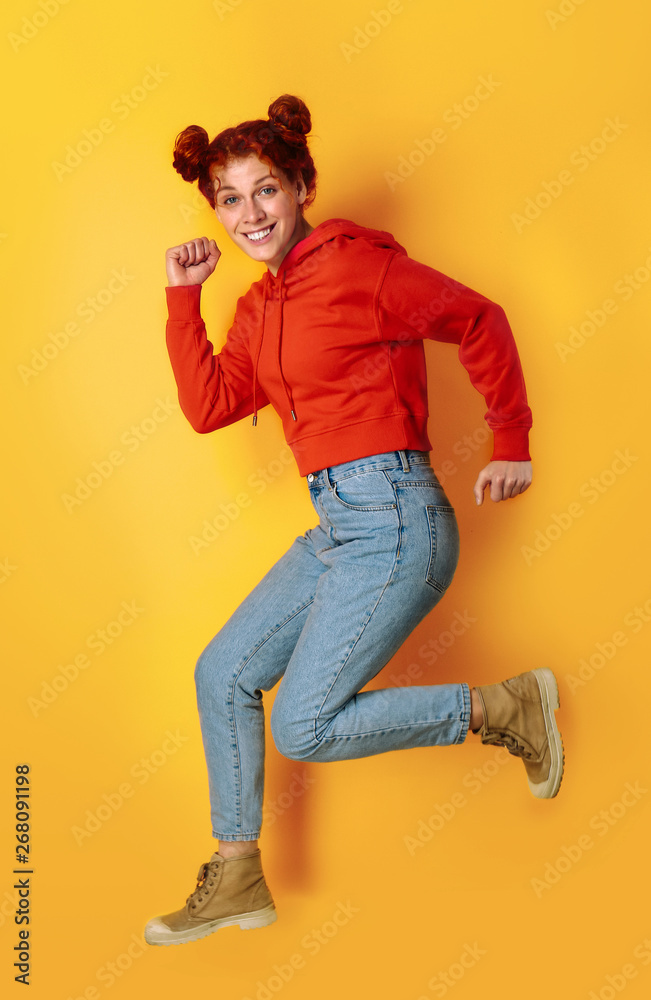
[250,219,408,427]
[274,218,408,275]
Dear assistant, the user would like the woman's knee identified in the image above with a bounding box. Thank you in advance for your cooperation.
[194,634,273,711]
[269,696,316,761]
[194,637,234,700]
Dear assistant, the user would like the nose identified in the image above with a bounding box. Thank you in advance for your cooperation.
[242,195,266,224]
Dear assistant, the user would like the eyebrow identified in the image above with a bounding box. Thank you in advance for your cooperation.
[217,175,277,193]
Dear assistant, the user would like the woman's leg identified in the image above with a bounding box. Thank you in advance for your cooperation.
[193,521,331,843]
[270,452,470,761]
[145,528,334,946]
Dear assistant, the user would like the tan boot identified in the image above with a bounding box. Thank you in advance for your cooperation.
[144,849,276,946]
[475,668,564,799]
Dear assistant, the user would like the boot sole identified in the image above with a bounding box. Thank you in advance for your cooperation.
[144,903,277,946]
[528,668,564,799]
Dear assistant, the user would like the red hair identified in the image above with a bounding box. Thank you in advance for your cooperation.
[172,94,317,210]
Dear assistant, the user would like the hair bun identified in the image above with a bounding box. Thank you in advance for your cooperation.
[172,125,210,182]
[267,94,311,138]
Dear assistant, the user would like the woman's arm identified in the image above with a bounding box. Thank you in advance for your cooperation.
[165,237,269,432]
[376,252,533,503]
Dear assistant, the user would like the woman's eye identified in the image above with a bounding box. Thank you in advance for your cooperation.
[222,196,238,205]
[260,186,276,196]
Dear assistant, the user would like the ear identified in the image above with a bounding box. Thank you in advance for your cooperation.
[295,175,308,206]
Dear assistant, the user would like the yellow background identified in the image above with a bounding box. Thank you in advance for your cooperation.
[3,0,650,997]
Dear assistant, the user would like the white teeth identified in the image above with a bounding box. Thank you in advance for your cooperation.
[245,227,272,241]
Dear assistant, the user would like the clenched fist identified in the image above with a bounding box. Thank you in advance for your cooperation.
[473,460,532,505]
[166,237,221,287]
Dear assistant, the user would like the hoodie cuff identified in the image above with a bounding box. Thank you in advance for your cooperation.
[490,425,531,462]
[165,283,202,321]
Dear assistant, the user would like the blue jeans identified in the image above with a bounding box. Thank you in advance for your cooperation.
[194,449,471,840]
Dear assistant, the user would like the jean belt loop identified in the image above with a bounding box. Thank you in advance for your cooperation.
[398,450,410,473]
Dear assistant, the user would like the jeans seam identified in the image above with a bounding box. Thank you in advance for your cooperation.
[316,683,470,746]
[328,470,398,512]
[227,596,315,833]
[311,452,430,484]
[331,486,397,512]
[424,504,459,593]
[455,682,471,744]
[392,483,450,493]
[213,831,260,841]
[318,719,463,740]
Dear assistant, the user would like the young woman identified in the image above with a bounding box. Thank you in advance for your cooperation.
[144,94,563,947]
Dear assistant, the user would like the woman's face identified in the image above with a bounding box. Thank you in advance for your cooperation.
[212,154,310,275]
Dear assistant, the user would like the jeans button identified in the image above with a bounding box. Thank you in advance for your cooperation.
[307,473,315,483]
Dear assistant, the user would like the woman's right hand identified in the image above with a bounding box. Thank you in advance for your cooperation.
[165,237,221,287]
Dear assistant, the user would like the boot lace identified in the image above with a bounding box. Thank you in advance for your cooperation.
[482,730,533,759]
[187,861,217,910]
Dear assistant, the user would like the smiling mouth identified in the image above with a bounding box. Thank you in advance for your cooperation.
[243,224,276,242]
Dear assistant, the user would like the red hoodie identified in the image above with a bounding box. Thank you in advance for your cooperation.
[165,218,532,477]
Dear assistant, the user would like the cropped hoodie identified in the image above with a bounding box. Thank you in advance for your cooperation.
[165,218,532,477]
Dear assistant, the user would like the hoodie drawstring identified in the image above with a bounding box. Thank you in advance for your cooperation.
[277,273,297,421]
[251,281,268,427]
[252,270,297,426]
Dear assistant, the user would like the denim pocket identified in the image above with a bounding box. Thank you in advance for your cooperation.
[331,471,397,512]
[425,505,460,591]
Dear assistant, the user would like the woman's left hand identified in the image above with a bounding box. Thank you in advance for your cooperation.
[473,461,532,505]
